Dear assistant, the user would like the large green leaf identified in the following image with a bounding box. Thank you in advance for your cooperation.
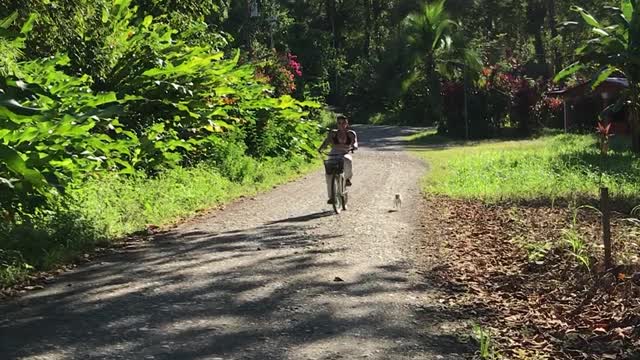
[572,6,603,29]
[83,92,118,107]
[0,144,47,188]
[20,14,37,34]
[591,66,620,90]
[13,127,39,144]
[142,15,153,28]
[554,62,584,82]
[621,0,634,22]
[0,12,18,29]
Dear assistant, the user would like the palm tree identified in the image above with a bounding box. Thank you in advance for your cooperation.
[555,1,640,152]
[438,32,484,139]
[401,0,458,124]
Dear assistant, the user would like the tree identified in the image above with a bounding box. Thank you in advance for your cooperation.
[400,0,458,124]
[527,0,548,75]
[555,1,640,152]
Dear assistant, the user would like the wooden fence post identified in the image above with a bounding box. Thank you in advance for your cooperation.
[601,187,613,270]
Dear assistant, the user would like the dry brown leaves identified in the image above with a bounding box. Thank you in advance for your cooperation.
[419,196,640,360]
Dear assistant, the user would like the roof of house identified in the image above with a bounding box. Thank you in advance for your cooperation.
[548,77,628,99]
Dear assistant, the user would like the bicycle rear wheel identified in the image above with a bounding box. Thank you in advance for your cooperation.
[331,174,342,214]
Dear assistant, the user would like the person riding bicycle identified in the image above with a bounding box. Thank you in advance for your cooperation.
[318,114,358,204]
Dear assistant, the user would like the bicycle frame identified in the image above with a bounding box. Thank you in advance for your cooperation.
[324,156,348,214]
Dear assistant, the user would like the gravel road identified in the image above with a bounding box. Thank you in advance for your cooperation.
[0,125,474,360]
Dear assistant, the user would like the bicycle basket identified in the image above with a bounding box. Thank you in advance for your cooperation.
[324,158,344,175]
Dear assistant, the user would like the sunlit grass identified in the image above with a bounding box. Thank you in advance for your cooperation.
[413,132,640,204]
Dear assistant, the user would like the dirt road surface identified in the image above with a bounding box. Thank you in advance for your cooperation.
[0,126,474,360]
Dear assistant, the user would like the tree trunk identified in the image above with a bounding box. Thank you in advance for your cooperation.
[547,0,562,73]
[630,105,640,153]
[527,0,548,77]
[372,0,382,59]
[485,0,496,33]
[534,30,547,72]
[425,54,442,125]
[325,0,338,103]
[364,0,371,56]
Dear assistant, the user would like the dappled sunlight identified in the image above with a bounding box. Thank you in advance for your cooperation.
[161,315,250,334]
[20,350,71,360]
[80,282,151,304]
[1,218,473,359]
[288,337,396,359]
[0,125,475,359]
[104,315,149,331]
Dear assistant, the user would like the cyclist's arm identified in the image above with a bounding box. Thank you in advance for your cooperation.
[318,132,330,153]
[349,131,358,150]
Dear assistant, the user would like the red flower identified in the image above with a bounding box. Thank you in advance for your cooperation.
[546,97,563,112]
[286,53,303,77]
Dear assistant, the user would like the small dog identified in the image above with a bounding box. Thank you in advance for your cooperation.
[394,193,402,210]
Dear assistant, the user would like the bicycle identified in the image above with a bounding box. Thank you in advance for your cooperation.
[323,150,353,214]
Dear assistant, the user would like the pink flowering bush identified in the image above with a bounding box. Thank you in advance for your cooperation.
[480,60,542,134]
[287,53,302,77]
[256,51,303,96]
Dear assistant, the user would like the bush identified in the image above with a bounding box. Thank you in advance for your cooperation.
[0,3,325,286]
[0,6,322,211]
[533,94,564,129]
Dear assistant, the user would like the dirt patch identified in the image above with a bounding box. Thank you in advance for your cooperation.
[418,196,640,359]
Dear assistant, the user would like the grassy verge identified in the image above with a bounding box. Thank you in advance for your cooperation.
[0,155,320,288]
[412,130,640,206]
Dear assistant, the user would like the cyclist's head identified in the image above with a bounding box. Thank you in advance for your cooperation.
[337,114,348,130]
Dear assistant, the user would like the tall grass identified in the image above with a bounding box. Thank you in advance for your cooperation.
[415,133,640,205]
[0,155,319,287]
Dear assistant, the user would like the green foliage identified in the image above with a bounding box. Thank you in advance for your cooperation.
[316,107,337,130]
[514,236,552,264]
[555,1,640,151]
[0,249,33,285]
[0,0,231,81]
[133,0,229,20]
[397,0,459,124]
[562,227,592,270]
[0,1,324,286]
[560,204,602,270]
[72,156,315,238]
[473,324,502,360]
[0,6,321,208]
[0,14,131,214]
[554,2,640,86]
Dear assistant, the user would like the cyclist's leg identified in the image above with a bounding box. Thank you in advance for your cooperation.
[326,174,333,202]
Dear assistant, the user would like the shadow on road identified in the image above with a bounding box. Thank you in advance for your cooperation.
[267,211,335,225]
[0,216,478,359]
